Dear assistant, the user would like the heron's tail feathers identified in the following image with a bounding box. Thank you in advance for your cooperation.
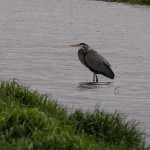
[102,65,115,79]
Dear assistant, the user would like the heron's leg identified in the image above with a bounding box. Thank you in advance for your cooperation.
[93,73,95,82]
[96,74,98,82]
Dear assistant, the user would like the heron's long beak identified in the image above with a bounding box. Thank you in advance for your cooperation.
[70,44,80,47]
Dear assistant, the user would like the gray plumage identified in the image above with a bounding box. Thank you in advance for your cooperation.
[71,43,115,82]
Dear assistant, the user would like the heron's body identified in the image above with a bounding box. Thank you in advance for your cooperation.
[71,43,115,82]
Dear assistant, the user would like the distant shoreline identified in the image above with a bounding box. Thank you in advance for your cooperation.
[96,0,150,5]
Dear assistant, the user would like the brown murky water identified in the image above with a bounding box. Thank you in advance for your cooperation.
[0,0,150,143]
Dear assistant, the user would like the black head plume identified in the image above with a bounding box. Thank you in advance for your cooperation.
[79,43,88,47]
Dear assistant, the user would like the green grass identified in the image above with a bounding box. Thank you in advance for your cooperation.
[96,0,150,5]
[0,80,149,150]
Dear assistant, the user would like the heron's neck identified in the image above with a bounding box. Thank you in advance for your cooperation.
[78,48,87,55]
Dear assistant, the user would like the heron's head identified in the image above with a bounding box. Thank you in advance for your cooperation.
[70,43,89,49]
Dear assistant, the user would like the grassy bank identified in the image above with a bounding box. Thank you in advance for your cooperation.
[0,80,149,149]
[96,0,150,5]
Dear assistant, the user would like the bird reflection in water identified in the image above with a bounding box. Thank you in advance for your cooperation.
[78,81,113,89]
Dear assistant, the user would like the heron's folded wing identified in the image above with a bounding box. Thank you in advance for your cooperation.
[85,50,111,73]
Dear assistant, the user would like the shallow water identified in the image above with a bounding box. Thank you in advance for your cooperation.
[0,0,150,143]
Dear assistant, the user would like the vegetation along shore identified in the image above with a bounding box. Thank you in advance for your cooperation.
[0,80,149,149]
[96,0,150,5]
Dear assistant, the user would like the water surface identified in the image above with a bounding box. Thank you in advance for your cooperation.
[0,0,150,143]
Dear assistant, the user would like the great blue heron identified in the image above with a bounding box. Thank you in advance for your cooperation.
[70,43,115,82]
